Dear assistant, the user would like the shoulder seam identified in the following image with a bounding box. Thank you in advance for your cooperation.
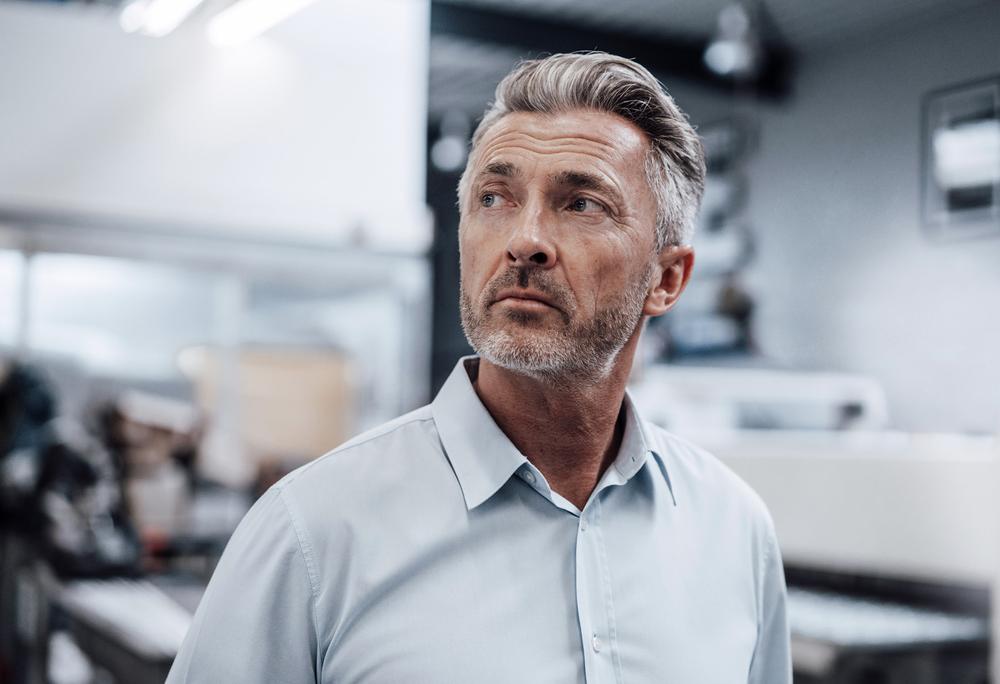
[280,414,435,484]
[276,486,321,602]
[759,528,772,629]
[333,415,435,454]
[276,487,324,674]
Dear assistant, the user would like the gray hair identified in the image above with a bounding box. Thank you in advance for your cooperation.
[458,51,706,249]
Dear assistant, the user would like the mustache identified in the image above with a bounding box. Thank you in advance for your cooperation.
[483,267,573,315]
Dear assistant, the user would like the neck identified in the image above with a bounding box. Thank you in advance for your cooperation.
[472,332,641,510]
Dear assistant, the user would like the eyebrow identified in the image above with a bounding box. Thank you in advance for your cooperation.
[550,170,624,207]
[480,161,520,178]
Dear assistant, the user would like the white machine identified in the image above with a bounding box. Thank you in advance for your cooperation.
[631,364,999,682]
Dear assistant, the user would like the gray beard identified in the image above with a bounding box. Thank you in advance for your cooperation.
[459,264,651,383]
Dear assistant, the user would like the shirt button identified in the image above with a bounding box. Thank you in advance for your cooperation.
[522,470,536,484]
[580,518,588,532]
[591,634,602,653]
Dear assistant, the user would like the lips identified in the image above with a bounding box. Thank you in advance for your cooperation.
[493,288,558,309]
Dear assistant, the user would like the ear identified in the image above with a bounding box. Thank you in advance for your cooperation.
[643,245,695,318]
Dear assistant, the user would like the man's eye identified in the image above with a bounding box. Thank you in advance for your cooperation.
[568,197,604,213]
[480,193,499,208]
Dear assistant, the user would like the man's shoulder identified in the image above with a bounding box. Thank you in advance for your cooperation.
[316,404,438,460]
[275,404,442,494]
[263,402,470,531]
[641,421,775,530]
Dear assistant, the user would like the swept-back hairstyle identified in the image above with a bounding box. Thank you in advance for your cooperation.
[458,51,707,249]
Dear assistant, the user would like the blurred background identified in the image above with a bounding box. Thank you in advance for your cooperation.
[0,0,998,682]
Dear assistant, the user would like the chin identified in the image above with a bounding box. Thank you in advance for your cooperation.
[474,328,617,382]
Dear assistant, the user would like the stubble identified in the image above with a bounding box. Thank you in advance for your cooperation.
[459,264,651,382]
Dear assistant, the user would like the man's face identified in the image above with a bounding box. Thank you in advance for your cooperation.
[458,109,661,379]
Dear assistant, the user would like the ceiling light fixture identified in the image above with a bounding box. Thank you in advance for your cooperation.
[704,3,760,79]
[206,0,319,47]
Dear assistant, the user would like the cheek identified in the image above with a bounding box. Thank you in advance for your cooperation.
[573,233,627,290]
[569,232,650,308]
[458,226,491,292]
[460,218,511,287]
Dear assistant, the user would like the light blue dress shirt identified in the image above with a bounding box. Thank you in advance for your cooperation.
[167,357,791,683]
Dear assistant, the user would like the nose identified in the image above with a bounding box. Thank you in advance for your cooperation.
[505,212,557,269]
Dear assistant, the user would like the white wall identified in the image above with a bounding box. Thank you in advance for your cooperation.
[745,2,1000,433]
[0,0,430,250]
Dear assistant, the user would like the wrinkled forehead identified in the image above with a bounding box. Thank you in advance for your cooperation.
[462,109,651,193]
[473,110,648,158]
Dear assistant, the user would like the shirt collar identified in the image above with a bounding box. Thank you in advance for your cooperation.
[614,391,677,506]
[431,356,674,510]
[609,391,654,481]
[432,357,528,510]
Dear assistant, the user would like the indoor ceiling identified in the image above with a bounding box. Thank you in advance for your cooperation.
[10,0,993,118]
[429,36,524,120]
[428,0,995,117]
[434,0,992,53]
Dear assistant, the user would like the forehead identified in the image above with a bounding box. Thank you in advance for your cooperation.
[470,109,650,186]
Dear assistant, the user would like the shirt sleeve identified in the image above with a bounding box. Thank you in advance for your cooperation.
[748,529,792,684]
[166,486,319,684]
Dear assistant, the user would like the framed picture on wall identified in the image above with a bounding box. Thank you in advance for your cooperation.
[921,76,1000,239]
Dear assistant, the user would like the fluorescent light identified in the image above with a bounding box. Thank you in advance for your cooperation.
[207,0,319,47]
[119,0,150,33]
[118,0,207,37]
[143,0,207,37]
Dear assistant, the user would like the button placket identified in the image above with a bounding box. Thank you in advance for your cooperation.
[575,497,619,682]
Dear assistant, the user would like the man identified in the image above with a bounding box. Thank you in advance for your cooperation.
[168,52,790,683]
